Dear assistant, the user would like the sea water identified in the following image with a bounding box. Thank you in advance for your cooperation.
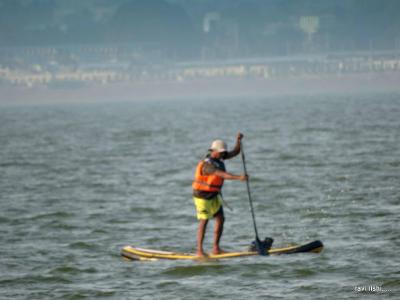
[1,93,399,299]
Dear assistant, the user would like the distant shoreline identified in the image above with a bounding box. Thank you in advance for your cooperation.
[1,72,400,105]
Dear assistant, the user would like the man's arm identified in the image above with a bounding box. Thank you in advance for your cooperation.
[214,169,247,181]
[225,132,243,160]
[202,162,247,180]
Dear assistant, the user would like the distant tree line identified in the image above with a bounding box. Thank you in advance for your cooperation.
[0,0,399,59]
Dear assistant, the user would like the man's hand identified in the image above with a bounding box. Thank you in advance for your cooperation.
[237,132,244,142]
[225,132,244,160]
[239,174,249,181]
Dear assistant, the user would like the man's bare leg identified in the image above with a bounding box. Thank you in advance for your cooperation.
[212,210,225,255]
[197,219,208,257]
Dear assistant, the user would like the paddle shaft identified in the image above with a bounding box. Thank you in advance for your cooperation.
[240,141,260,240]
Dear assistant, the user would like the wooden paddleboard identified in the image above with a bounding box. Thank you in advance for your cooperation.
[121,240,323,261]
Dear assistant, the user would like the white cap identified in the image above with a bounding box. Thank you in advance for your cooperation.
[209,139,227,153]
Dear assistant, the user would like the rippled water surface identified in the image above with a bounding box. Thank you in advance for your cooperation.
[1,94,399,299]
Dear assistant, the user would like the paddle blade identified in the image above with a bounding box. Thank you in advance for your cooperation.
[250,237,274,256]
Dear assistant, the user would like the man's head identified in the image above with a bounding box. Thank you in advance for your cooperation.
[209,139,227,159]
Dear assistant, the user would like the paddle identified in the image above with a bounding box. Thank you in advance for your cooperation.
[240,141,271,256]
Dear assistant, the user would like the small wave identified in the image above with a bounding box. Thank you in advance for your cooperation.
[94,290,116,297]
[50,265,98,275]
[116,129,153,140]
[388,161,400,167]
[334,175,348,182]
[0,274,72,285]
[303,210,336,219]
[68,241,97,250]
[61,290,116,298]
[382,279,400,290]
[0,161,49,168]
[156,280,180,289]
[293,267,317,277]
[162,263,235,277]
[40,221,77,230]
[300,127,333,133]
[30,211,73,221]
[278,153,299,161]
[130,206,158,214]
[0,216,10,224]
[91,228,108,234]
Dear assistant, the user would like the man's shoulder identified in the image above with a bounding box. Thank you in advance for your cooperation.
[202,158,218,175]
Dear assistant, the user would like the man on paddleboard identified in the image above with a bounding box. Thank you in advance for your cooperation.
[192,133,247,257]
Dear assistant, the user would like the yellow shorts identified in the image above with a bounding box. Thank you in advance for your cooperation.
[193,194,223,220]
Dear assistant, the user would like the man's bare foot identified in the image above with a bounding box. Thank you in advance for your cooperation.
[196,250,207,257]
[212,247,227,255]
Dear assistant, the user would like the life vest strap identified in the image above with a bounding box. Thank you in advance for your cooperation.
[193,180,222,189]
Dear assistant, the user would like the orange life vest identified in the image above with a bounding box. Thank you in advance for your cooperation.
[192,159,224,192]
